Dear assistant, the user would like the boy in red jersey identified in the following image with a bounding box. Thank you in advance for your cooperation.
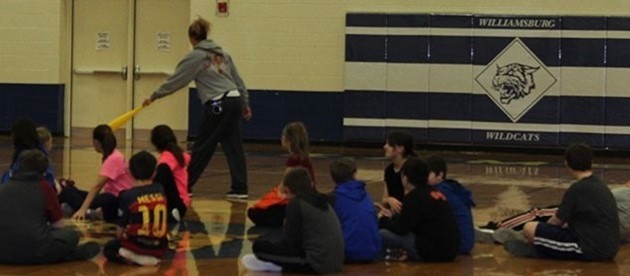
[104,151,168,266]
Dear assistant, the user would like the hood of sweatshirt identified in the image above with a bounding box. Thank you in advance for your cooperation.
[195,39,225,56]
[438,179,476,207]
[298,190,330,211]
[334,180,367,201]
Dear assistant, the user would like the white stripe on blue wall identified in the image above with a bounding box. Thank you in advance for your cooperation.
[346,62,630,97]
[347,26,630,39]
[344,118,630,135]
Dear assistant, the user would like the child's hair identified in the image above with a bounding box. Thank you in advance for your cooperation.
[36,126,52,145]
[329,157,357,184]
[11,118,40,163]
[92,124,116,162]
[17,149,48,174]
[283,167,313,196]
[151,124,185,167]
[426,155,447,179]
[400,158,429,188]
[129,151,157,180]
[282,122,310,160]
[565,143,593,171]
[188,17,210,41]
[386,131,415,158]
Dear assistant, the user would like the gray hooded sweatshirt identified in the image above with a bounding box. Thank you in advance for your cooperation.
[150,39,249,107]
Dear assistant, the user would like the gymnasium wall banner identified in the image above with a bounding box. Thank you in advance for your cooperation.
[344,13,630,149]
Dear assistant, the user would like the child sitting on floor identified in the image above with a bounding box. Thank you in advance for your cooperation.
[247,122,316,227]
[62,125,134,222]
[327,157,381,262]
[426,155,475,254]
[242,167,344,273]
[104,151,168,266]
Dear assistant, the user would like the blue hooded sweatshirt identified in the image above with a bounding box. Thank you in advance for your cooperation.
[1,145,56,189]
[435,179,475,254]
[330,180,382,262]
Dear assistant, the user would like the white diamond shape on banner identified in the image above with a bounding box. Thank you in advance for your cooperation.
[475,37,557,122]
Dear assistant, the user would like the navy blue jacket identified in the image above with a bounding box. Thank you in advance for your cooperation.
[435,179,475,254]
[1,145,55,189]
[329,180,382,262]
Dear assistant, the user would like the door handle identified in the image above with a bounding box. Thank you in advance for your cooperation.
[134,65,141,80]
[73,68,124,75]
[121,65,128,80]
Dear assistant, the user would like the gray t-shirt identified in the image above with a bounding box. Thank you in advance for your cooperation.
[556,175,620,260]
[612,187,630,241]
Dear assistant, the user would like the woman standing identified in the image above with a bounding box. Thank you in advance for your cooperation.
[143,17,251,199]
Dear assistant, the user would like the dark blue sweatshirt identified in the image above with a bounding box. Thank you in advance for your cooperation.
[434,179,475,254]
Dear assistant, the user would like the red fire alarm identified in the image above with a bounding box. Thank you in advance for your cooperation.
[216,0,229,16]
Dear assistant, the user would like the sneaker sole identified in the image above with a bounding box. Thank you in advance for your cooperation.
[119,248,160,266]
[504,240,537,258]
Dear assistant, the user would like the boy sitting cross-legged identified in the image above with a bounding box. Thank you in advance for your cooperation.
[502,143,620,261]
[241,167,344,273]
[0,149,99,264]
[327,157,382,263]
[103,151,168,266]
[426,155,475,255]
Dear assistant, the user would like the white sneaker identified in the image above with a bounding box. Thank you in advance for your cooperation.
[171,209,181,222]
[474,227,496,244]
[241,254,282,272]
[119,248,160,266]
[226,191,248,199]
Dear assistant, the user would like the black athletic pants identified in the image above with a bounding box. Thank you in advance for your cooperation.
[188,97,247,194]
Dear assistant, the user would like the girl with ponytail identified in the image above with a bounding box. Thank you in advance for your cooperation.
[151,124,190,222]
[246,122,315,227]
[64,124,134,222]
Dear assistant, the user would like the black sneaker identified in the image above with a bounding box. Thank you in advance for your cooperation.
[67,241,100,261]
[226,191,248,199]
[479,221,499,230]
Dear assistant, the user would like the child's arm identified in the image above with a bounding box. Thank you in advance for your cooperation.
[546,215,565,227]
[381,184,403,214]
[381,182,390,203]
[72,175,108,220]
[41,181,64,228]
[53,179,62,195]
[116,226,124,239]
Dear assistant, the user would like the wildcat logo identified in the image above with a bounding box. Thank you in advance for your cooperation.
[475,38,556,122]
[493,63,539,105]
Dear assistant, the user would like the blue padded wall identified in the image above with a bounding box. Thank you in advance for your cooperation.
[0,83,64,134]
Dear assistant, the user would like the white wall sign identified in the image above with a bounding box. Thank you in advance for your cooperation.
[157,32,171,52]
[96,32,110,50]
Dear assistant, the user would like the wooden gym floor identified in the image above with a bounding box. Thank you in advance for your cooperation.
[0,136,629,275]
